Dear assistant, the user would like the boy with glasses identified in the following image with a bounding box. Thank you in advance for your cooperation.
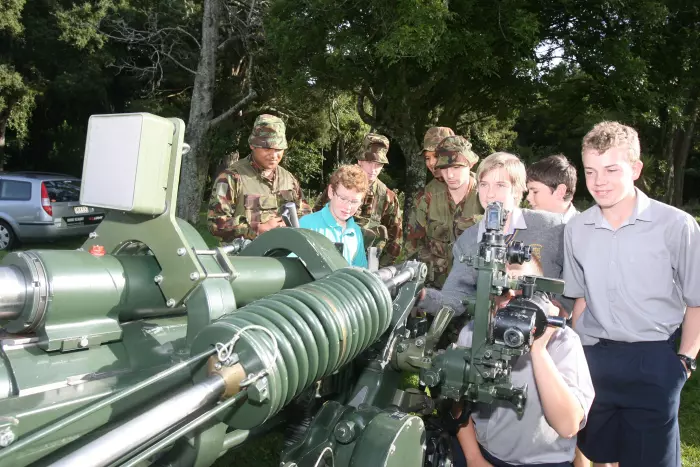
[299,164,369,267]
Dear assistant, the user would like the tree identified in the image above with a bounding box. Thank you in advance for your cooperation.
[266,0,549,226]
[547,0,700,206]
[58,0,263,223]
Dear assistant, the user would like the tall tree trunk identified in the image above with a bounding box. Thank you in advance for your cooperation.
[395,127,423,233]
[0,108,9,172]
[176,0,220,224]
[672,99,699,207]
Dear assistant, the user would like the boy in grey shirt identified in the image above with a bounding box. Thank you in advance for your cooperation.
[455,258,595,467]
[564,122,700,467]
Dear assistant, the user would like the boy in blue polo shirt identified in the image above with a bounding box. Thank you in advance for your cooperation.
[299,164,369,267]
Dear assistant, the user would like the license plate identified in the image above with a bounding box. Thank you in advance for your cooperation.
[74,206,89,214]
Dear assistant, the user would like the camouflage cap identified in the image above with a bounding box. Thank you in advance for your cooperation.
[248,114,288,150]
[356,133,390,164]
[423,127,455,152]
[435,135,479,168]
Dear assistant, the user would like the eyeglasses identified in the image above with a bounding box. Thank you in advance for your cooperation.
[334,192,363,207]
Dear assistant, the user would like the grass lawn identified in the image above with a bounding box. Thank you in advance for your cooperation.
[2,216,700,466]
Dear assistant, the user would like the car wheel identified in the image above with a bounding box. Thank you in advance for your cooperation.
[0,221,16,251]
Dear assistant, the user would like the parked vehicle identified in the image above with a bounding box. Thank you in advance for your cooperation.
[0,172,106,250]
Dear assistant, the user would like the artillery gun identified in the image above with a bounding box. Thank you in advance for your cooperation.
[0,113,566,467]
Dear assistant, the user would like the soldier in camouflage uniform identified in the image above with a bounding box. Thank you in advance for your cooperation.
[207,114,311,242]
[405,134,482,289]
[313,133,402,267]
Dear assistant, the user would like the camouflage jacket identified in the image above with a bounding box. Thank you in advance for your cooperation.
[207,156,311,241]
[405,175,482,288]
[314,178,403,267]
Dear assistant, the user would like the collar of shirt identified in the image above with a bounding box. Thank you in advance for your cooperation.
[248,156,277,183]
[321,203,358,233]
[582,187,652,229]
[563,203,578,222]
[477,207,527,241]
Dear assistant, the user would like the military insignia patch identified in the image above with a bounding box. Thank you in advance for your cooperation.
[529,243,543,260]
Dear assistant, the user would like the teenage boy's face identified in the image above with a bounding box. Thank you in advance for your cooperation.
[582,146,642,209]
[441,165,470,190]
[526,181,561,212]
[478,167,517,212]
[329,184,364,221]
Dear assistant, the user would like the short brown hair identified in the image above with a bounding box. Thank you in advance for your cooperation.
[329,164,368,195]
[526,155,577,201]
[476,152,528,205]
[582,121,641,163]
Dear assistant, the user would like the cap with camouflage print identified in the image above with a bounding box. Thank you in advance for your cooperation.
[423,127,455,152]
[357,133,390,164]
[435,135,479,168]
[248,114,288,150]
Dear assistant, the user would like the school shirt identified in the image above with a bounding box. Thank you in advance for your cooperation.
[563,188,700,346]
[298,204,368,268]
[458,323,595,465]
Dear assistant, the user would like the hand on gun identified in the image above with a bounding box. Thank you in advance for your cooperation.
[257,216,286,234]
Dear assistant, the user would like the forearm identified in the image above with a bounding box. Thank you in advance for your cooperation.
[456,417,486,463]
[571,298,586,328]
[530,346,584,438]
[208,216,255,241]
[679,306,700,359]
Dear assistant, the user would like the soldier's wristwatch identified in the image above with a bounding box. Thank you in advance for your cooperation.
[678,354,697,372]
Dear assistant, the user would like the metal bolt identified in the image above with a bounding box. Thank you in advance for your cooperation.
[89,232,98,239]
[422,370,440,387]
[166,299,176,308]
[177,248,186,256]
[189,272,200,281]
[334,420,357,444]
[214,362,222,370]
[79,337,89,348]
[0,428,16,447]
[154,275,163,284]
[397,343,408,353]
[484,350,492,359]
[415,338,425,348]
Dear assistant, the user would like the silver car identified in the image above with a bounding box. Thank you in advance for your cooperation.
[0,172,106,250]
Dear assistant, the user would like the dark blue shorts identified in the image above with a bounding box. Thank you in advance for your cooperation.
[577,329,687,467]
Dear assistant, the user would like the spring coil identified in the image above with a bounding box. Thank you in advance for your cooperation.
[215,267,392,417]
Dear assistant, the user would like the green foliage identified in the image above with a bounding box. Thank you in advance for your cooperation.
[281,140,325,185]
[0,0,26,36]
[0,64,38,144]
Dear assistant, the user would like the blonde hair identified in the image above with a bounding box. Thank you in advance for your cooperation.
[476,152,527,205]
[329,164,369,194]
[582,121,641,163]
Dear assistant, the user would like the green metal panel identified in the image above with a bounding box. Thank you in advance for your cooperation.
[349,411,425,467]
[0,317,191,466]
[81,118,206,307]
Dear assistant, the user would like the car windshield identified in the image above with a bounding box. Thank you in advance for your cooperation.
[44,180,81,202]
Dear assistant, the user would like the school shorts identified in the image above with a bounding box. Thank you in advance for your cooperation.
[578,329,687,467]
